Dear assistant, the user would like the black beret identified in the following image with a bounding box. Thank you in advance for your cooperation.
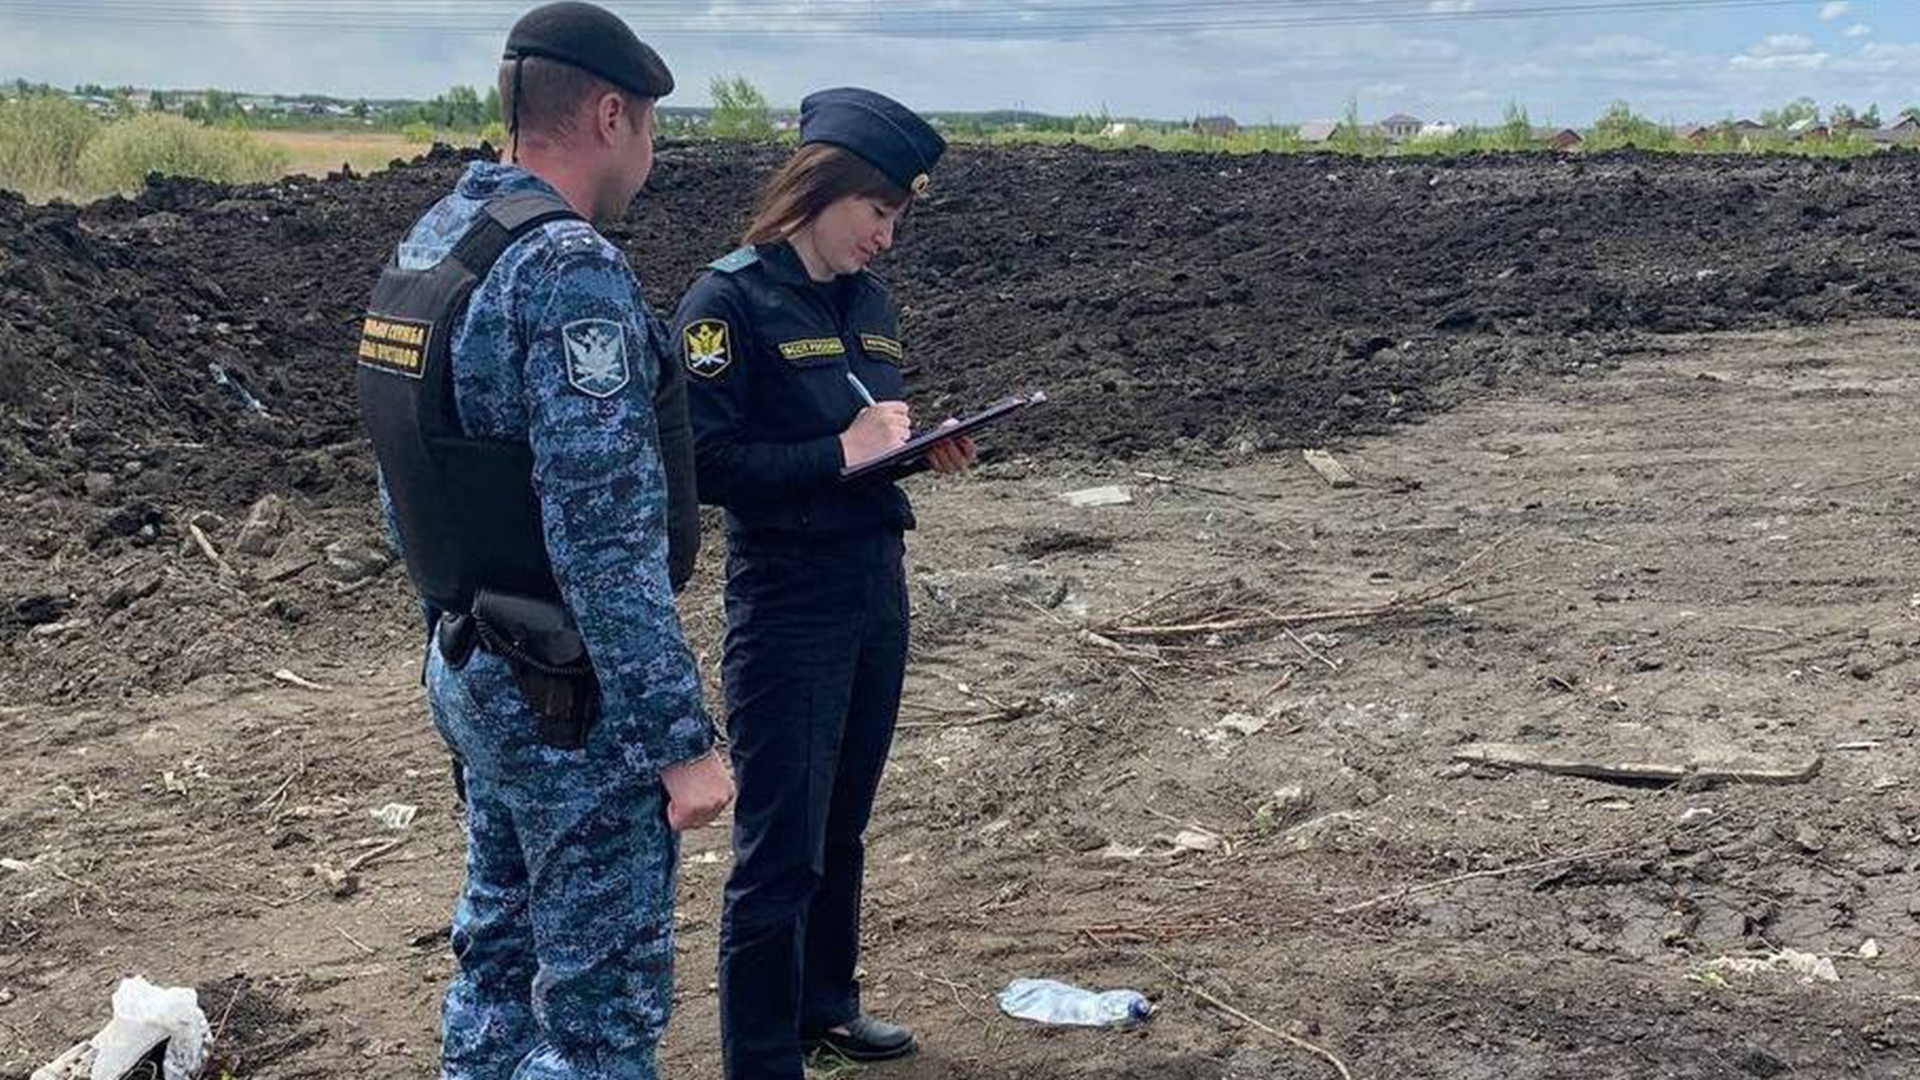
[504,2,674,99]
[800,88,946,196]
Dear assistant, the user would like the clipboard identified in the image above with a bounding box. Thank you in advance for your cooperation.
[839,390,1047,482]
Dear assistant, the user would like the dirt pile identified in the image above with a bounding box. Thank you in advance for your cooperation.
[2,143,1918,701]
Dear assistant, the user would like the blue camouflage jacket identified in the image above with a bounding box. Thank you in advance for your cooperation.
[390,162,713,777]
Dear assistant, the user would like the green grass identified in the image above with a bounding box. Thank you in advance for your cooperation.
[0,94,99,200]
[0,99,290,200]
[77,114,288,193]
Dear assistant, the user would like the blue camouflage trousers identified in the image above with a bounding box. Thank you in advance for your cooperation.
[426,643,679,1080]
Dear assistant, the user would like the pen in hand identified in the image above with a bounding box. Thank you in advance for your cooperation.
[845,371,879,408]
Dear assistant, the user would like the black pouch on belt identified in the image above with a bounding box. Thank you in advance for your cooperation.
[470,589,601,750]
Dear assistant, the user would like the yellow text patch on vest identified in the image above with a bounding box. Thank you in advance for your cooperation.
[778,337,847,362]
[357,314,433,378]
[859,334,905,362]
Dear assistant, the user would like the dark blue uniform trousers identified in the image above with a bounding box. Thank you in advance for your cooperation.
[717,532,908,1080]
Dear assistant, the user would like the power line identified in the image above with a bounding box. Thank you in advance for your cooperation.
[0,0,1854,36]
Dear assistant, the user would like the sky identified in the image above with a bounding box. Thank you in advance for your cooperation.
[0,0,1915,125]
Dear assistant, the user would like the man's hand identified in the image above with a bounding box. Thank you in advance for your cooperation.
[840,402,911,466]
[926,419,978,475]
[661,751,734,832]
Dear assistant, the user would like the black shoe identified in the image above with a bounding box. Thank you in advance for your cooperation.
[804,1016,918,1063]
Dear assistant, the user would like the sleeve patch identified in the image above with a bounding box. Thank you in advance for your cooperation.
[859,333,905,362]
[562,318,631,398]
[683,318,733,378]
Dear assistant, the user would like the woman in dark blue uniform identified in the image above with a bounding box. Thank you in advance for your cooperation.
[673,88,973,1080]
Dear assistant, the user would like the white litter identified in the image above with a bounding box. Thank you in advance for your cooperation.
[1705,948,1839,985]
[370,803,419,830]
[1216,713,1270,737]
[32,977,209,1080]
[1059,485,1133,508]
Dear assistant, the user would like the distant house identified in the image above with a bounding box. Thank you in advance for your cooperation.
[1193,114,1240,136]
[1787,117,1830,142]
[1533,126,1584,151]
[1296,120,1340,145]
[1380,113,1422,141]
[1868,119,1920,147]
[1673,123,1710,145]
[126,89,153,110]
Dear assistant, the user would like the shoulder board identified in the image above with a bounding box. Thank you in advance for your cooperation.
[709,247,761,274]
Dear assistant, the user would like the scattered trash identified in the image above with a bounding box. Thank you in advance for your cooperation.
[31,977,209,1080]
[161,771,188,797]
[1059,485,1133,508]
[1216,713,1270,737]
[29,1042,89,1080]
[273,669,331,692]
[1859,939,1882,960]
[1680,807,1715,823]
[1,858,33,873]
[1701,948,1839,985]
[370,803,419,830]
[207,362,268,417]
[1171,828,1229,855]
[312,862,360,899]
[1301,448,1357,488]
[1253,786,1313,832]
[1833,741,1883,752]
[998,978,1152,1027]
[1097,843,1151,861]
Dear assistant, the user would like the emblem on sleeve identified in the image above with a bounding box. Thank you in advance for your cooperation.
[683,318,732,378]
[562,318,630,398]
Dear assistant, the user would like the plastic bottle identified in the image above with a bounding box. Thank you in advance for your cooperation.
[997,978,1153,1027]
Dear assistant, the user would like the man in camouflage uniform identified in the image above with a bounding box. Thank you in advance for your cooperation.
[364,4,734,1078]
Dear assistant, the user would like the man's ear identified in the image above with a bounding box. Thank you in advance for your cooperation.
[597,90,626,143]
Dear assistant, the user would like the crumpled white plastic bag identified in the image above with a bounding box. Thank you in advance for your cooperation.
[88,977,210,1080]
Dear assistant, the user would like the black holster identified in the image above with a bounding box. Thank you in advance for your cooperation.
[438,590,600,750]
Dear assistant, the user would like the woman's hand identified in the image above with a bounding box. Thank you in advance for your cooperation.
[925,419,977,475]
[840,402,912,465]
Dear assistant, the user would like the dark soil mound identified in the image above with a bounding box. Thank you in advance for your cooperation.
[2,141,1917,700]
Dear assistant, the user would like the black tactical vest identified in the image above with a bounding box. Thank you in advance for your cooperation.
[355,191,580,615]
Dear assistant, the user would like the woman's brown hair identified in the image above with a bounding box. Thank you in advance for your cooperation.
[744,144,911,246]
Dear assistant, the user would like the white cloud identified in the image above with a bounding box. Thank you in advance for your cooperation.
[1819,1,1853,21]
[1750,33,1815,55]
[1845,24,1872,38]
[1573,35,1679,63]
[1843,41,1920,73]
[1728,33,1828,71]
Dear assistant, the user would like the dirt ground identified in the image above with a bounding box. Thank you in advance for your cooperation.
[5,315,1917,1079]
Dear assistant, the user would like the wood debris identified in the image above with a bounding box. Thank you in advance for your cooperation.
[1452,742,1823,786]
